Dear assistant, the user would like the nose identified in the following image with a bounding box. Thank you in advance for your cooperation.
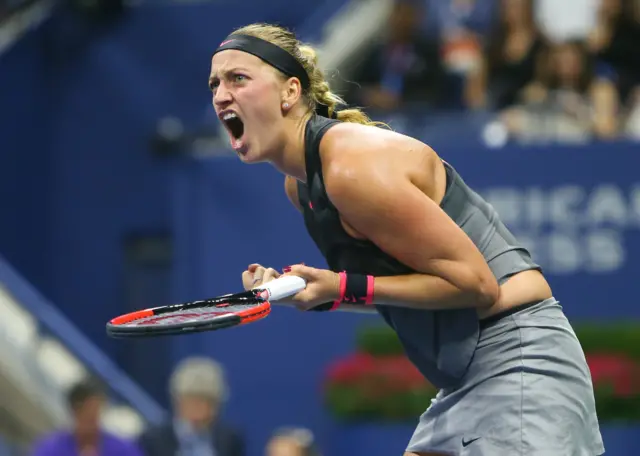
[213,81,232,109]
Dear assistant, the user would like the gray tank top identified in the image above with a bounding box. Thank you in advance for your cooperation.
[297,115,541,388]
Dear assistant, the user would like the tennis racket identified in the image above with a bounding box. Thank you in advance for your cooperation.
[106,275,306,338]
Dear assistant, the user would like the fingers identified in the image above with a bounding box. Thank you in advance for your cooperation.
[246,265,280,289]
[283,264,317,279]
[262,267,280,284]
[242,268,262,291]
[242,270,254,290]
[242,264,264,290]
[282,267,340,311]
[251,266,266,286]
[245,263,313,292]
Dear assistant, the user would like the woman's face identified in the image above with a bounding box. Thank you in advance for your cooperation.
[175,395,217,430]
[210,49,288,163]
[502,0,531,26]
[553,44,583,84]
[599,0,622,19]
[265,436,304,456]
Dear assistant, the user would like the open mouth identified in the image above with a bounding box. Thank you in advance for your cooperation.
[220,111,245,151]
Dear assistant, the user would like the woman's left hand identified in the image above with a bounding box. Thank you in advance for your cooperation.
[281,264,341,311]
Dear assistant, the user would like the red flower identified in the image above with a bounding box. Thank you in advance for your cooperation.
[380,357,425,385]
[326,352,377,384]
[325,352,432,393]
[586,353,640,397]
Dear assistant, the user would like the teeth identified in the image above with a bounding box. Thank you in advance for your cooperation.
[222,112,237,121]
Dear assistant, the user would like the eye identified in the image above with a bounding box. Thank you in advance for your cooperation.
[209,78,219,91]
[233,74,247,83]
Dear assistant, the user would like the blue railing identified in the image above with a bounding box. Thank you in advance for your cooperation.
[0,255,167,426]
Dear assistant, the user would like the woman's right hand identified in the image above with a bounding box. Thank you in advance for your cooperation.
[242,263,281,291]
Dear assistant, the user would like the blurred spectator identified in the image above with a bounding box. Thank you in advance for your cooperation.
[501,40,619,142]
[624,87,640,138]
[465,0,544,110]
[588,0,640,104]
[265,428,321,456]
[346,0,445,111]
[426,0,496,38]
[138,357,244,456]
[429,0,496,76]
[534,0,599,43]
[31,378,142,456]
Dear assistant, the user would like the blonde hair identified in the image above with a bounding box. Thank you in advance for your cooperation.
[170,356,228,402]
[230,23,387,128]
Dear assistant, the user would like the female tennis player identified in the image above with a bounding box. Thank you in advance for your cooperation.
[209,24,605,456]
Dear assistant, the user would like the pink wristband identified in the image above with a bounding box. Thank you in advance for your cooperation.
[331,272,375,310]
[331,271,347,311]
[365,274,375,305]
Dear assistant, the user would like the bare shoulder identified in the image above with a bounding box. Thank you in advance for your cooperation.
[319,122,444,200]
[284,175,302,212]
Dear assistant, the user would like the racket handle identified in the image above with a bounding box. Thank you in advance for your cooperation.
[256,275,307,301]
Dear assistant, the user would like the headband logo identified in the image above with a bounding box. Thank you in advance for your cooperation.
[219,39,235,47]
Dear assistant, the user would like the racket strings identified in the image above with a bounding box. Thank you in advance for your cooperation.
[106,287,275,337]
[129,302,264,327]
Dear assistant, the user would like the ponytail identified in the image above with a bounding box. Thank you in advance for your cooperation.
[298,45,389,128]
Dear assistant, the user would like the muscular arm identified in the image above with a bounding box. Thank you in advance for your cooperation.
[370,274,483,308]
[322,125,500,310]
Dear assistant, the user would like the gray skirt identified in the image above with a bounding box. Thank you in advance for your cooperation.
[406,298,605,456]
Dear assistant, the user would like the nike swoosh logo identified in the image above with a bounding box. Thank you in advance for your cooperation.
[462,437,481,447]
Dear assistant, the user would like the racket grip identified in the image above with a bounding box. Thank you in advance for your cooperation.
[257,275,307,301]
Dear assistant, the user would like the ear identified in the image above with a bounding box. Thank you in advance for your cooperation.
[281,77,303,110]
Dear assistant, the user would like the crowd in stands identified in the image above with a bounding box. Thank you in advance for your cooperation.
[344,0,640,143]
[28,357,321,456]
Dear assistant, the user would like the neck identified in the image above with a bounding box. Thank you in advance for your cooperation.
[507,22,531,33]
[75,431,99,449]
[270,111,311,182]
[178,418,212,433]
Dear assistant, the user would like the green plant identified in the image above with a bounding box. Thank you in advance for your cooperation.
[574,323,640,360]
[324,322,640,423]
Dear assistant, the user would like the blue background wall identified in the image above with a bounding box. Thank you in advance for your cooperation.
[1,2,639,455]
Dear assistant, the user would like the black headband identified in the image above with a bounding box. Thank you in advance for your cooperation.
[213,34,339,119]
[214,34,311,89]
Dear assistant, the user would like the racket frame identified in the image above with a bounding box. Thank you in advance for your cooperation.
[105,289,271,338]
